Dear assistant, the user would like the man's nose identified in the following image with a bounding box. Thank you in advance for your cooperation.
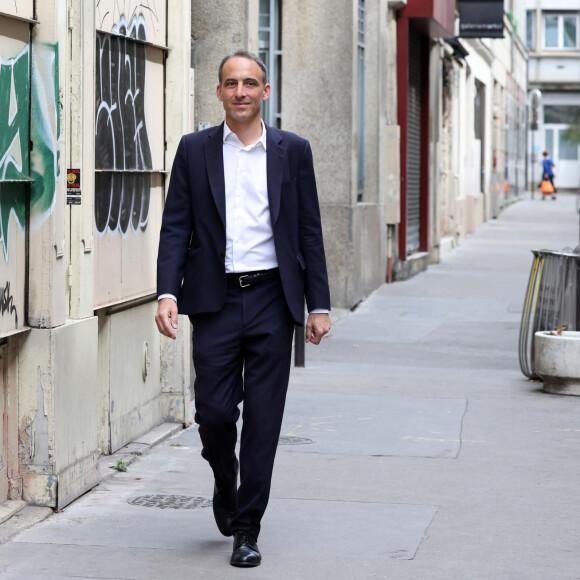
[234,82,246,98]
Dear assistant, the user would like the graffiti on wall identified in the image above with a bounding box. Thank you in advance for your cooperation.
[0,42,59,262]
[30,43,60,229]
[0,45,29,260]
[96,0,163,45]
[95,15,153,235]
[0,281,17,326]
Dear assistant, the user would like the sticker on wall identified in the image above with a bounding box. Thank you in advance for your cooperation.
[67,168,80,188]
[66,169,81,205]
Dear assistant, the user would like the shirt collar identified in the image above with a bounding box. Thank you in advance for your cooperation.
[223,120,267,151]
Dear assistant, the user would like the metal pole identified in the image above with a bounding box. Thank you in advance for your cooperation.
[531,129,535,200]
[294,322,305,367]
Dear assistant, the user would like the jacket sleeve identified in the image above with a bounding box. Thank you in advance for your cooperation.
[297,140,331,312]
[156,136,193,299]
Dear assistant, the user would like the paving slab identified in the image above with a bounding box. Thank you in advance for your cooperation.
[281,392,467,458]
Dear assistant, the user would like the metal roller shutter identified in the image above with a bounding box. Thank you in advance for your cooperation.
[407,27,422,256]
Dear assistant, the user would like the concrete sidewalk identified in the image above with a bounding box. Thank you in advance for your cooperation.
[1,193,580,579]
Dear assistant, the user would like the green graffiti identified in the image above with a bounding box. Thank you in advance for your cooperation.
[0,42,59,262]
[0,45,30,260]
[31,43,59,220]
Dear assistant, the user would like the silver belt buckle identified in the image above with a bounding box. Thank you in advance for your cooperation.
[239,275,250,288]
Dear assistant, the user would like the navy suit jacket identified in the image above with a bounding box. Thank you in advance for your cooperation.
[156,123,330,325]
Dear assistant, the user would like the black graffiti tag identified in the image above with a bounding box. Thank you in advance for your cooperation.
[95,17,153,235]
[0,281,18,327]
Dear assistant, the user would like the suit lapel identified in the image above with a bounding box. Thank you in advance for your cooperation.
[204,123,226,229]
[266,125,284,228]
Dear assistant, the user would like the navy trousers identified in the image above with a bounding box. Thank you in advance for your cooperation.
[190,276,295,537]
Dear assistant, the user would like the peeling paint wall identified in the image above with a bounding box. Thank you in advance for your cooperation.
[0,0,191,508]
[0,18,29,337]
[0,4,34,503]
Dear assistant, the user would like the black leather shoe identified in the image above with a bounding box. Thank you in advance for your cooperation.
[212,461,238,537]
[230,531,261,567]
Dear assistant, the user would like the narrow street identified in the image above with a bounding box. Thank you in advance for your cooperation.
[1,192,579,579]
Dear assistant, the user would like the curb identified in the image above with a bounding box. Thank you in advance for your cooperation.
[98,422,185,480]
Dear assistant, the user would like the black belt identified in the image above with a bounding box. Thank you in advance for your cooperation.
[226,268,280,289]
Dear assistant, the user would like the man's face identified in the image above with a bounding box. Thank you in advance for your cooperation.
[217,57,270,126]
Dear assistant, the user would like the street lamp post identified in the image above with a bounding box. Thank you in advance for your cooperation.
[529,89,542,200]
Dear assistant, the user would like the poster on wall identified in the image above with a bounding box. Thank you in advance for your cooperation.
[459,0,504,38]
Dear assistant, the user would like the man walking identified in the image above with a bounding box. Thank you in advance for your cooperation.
[155,51,331,567]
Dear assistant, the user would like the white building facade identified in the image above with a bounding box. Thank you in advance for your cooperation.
[526,0,580,190]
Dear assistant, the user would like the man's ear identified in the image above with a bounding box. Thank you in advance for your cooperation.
[216,84,223,102]
[262,83,271,101]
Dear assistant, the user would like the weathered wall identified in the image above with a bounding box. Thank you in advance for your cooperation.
[0,0,192,508]
[0,0,62,503]
[18,318,99,509]
[282,0,388,309]
[92,0,192,452]
[94,1,166,308]
[0,15,29,337]
[191,0,258,128]
[282,0,355,308]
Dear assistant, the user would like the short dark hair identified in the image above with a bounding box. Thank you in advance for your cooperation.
[218,50,268,85]
[543,150,549,156]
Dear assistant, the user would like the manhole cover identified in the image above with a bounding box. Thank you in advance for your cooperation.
[128,494,212,509]
[278,436,314,445]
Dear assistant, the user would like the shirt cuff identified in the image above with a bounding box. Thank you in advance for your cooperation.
[158,294,177,303]
[309,309,329,314]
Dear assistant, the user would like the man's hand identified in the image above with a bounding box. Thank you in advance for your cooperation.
[305,313,331,345]
[155,298,179,339]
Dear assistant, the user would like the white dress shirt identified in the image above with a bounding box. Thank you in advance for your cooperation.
[223,121,277,273]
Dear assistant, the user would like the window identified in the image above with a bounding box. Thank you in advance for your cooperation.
[258,0,282,128]
[543,13,579,49]
[544,105,580,124]
[357,0,365,200]
[559,130,578,160]
[526,10,534,49]
[545,129,553,156]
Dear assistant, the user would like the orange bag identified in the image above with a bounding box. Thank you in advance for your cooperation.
[540,180,554,194]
